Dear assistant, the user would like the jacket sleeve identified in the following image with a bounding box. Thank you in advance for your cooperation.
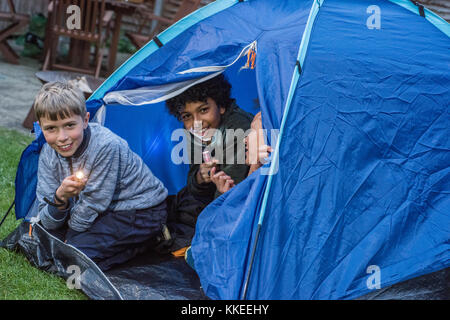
[68,142,121,232]
[37,147,71,230]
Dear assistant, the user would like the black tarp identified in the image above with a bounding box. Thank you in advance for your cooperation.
[1,221,448,300]
[357,268,449,300]
[1,221,207,300]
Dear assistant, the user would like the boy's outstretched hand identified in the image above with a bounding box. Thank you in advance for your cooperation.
[257,144,274,165]
[55,174,88,206]
[196,159,219,184]
[210,167,235,194]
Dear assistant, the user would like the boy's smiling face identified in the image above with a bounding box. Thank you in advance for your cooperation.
[179,98,225,141]
[40,112,90,157]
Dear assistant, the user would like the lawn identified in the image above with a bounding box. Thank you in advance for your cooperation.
[0,127,86,300]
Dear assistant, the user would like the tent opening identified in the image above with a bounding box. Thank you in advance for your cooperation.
[96,53,260,196]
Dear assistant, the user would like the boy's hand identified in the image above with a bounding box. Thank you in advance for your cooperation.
[210,167,235,194]
[196,159,219,184]
[55,174,87,204]
[257,145,273,165]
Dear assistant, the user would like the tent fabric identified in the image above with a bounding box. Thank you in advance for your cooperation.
[6,0,450,300]
[192,0,450,299]
[14,131,46,219]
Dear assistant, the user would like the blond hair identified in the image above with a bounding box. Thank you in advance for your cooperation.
[34,82,86,121]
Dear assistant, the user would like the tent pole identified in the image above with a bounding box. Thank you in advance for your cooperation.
[0,200,14,228]
[241,224,261,299]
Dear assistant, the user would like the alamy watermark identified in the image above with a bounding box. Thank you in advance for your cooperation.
[366,265,381,290]
[170,127,280,176]
[66,265,82,290]
[366,5,381,30]
[66,5,81,30]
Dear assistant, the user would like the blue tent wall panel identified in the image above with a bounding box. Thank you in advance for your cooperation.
[191,169,268,299]
[103,102,187,195]
[225,59,259,116]
[243,0,450,299]
[14,133,47,219]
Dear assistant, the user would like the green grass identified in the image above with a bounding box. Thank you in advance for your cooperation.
[0,127,87,300]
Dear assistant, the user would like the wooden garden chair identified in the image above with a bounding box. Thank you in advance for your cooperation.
[42,0,113,78]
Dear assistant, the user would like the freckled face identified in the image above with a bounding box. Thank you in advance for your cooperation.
[179,98,225,140]
[40,112,89,157]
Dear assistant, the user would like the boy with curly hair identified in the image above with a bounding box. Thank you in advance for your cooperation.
[165,74,253,232]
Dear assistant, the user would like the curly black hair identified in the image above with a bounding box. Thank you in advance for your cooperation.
[166,73,234,118]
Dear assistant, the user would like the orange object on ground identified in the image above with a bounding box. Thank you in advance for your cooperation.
[171,246,189,258]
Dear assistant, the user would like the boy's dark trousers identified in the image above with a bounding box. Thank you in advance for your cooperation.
[65,200,168,271]
[164,186,212,252]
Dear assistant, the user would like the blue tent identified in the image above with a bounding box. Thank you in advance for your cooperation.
[12,0,449,300]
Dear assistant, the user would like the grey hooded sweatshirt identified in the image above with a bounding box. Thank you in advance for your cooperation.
[37,123,168,232]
